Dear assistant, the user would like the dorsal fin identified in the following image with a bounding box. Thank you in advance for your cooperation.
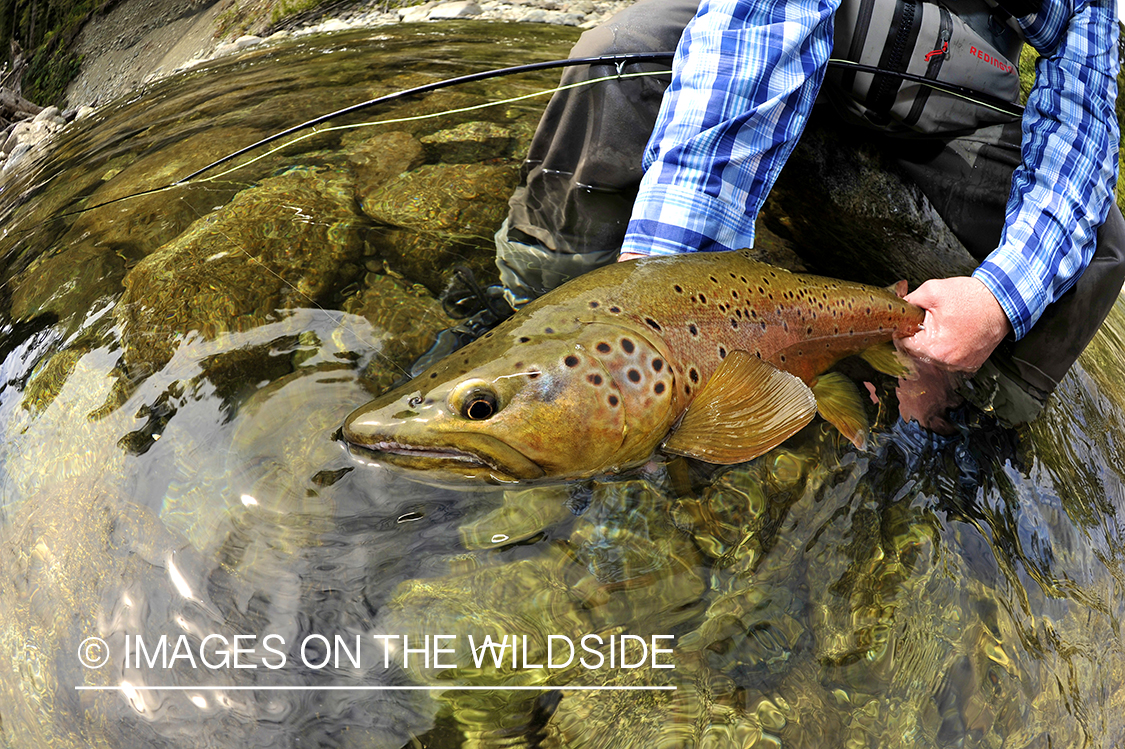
[886,280,909,298]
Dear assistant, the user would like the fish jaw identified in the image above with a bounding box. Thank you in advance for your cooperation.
[340,329,633,484]
[343,403,547,483]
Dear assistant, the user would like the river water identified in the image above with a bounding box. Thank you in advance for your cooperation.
[1,21,1124,749]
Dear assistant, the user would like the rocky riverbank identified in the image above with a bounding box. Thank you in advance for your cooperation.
[0,0,630,178]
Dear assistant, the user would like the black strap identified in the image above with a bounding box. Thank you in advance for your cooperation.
[841,0,879,91]
[903,4,952,127]
[993,0,1039,17]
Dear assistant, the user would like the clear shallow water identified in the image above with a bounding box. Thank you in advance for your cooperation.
[1,21,1124,749]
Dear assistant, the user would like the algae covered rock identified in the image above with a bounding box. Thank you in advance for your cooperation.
[344,273,455,391]
[9,243,128,325]
[348,130,427,191]
[67,126,267,255]
[381,476,706,746]
[543,661,783,749]
[364,90,501,138]
[360,163,515,291]
[419,121,513,164]
[459,484,575,550]
[360,162,517,239]
[364,226,500,295]
[114,165,365,385]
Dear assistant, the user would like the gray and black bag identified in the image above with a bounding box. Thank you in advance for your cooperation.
[828,0,1030,134]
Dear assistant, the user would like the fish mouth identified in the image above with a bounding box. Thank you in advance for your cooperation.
[362,441,493,464]
[342,429,546,484]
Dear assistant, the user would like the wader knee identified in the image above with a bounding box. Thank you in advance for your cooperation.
[963,203,1125,424]
[495,219,619,307]
[498,0,698,305]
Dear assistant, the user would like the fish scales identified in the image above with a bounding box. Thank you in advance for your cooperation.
[343,251,924,484]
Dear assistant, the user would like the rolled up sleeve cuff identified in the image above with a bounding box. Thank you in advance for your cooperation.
[972,256,1043,341]
[619,183,757,256]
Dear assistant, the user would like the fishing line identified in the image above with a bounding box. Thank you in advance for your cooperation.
[25,51,1023,225]
[5,50,1025,382]
[144,65,679,378]
[177,52,677,185]
[20,55,676,229]
[0,57,681,388]
[186,55,1022,186]
[825,58,1025,118]
[198,68,672,186]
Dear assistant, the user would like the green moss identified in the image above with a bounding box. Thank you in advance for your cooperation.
[1118,46,1124,216]
[217,0,363,38]
[268,0,331,26]
[1017,44,1036,106]
[1,0,115,106]
[23,42,82,105]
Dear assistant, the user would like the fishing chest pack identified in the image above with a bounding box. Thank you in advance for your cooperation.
[829,0,1034,134]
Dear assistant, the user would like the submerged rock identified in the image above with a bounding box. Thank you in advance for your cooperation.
[382,476,705,745]
[348,130,427,189]
[345,273,455,391]
[9,242,128,324]
[7,127,266,327]
[113,166,365,399]
[543,661,780,749]
[361,90,502,139]
[459,484,575,550]
[360,162,517,237]
[765,117,978,287]
[359,162,515,291]
[363,226,500,295]
[420,121,513,164]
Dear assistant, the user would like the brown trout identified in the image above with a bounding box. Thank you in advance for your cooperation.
[343,252,924,484]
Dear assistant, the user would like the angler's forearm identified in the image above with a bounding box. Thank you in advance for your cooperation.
[619,0,840,258]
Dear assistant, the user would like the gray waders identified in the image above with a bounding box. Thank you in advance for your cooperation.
[497,0,700,306]
[497,0,1125,424]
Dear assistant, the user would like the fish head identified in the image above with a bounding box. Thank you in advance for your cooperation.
[342,326,635,484]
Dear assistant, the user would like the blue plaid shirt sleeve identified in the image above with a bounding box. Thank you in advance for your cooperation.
[621,0,1120,342]
[619,0,841,257]
[972,0,1119,339]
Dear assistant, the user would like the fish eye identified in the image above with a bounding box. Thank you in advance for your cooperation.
[449,379,501,421]
[463,393,498,420]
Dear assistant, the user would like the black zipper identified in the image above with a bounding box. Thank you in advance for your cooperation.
[867,0,918,120]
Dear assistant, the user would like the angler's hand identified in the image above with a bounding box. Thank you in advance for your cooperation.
[899,276,1012,372]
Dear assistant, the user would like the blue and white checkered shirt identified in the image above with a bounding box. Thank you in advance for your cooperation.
[619,0,1120,340]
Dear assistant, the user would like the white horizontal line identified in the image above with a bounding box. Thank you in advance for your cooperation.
[75,685,676,691]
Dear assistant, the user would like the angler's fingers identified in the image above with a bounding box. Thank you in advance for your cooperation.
[898,277,1011,372]
[897,308,938,359]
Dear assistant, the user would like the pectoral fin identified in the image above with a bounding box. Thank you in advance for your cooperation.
[811,372,868,448]
[662,351,817,464]
[860,341,915,378]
